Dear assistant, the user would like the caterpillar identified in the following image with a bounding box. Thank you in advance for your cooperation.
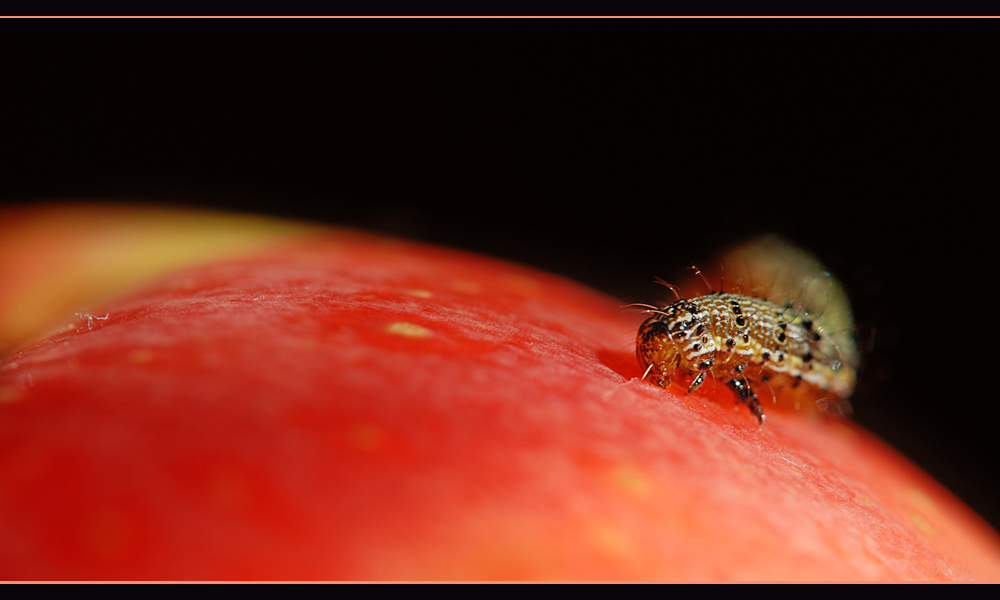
[635,236,858,424]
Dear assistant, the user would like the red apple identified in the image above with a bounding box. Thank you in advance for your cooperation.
[1,203,999,580]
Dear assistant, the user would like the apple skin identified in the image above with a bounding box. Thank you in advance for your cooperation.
[1,205,999,580]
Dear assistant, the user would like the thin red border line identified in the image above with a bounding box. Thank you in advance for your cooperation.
[3,15,999,17]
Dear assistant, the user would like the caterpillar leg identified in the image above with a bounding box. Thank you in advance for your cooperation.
[687,370,707,394]
[728,379,765,425]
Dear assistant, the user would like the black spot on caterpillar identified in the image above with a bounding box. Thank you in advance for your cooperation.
[636,236,858,424]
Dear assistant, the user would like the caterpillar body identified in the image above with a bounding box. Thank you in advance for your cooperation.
[636,236,858,424]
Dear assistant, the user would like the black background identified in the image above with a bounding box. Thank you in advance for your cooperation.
[2,20,998,534]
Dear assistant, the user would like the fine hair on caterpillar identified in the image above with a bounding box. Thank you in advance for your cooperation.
[635,235,859,425]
